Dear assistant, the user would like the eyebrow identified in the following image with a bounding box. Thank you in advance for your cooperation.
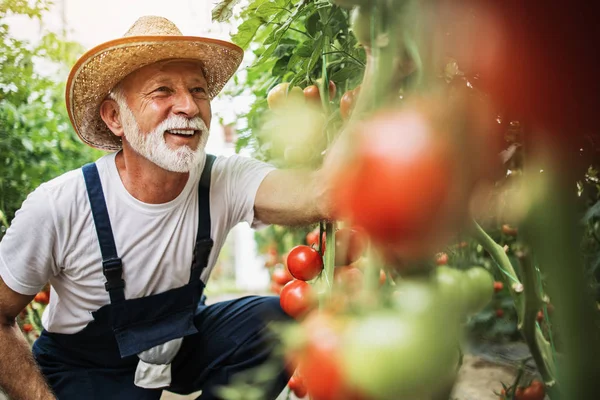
[146,76,208,89]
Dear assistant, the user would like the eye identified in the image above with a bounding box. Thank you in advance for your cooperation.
[154,86,171,93]
[191,87,208,96]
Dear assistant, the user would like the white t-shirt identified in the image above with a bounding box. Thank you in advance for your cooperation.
[0,152,275,334]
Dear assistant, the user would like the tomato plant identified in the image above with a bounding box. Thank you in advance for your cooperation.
[287,245,324,281]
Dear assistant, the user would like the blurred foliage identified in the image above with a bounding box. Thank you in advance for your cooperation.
[0,0,103,236]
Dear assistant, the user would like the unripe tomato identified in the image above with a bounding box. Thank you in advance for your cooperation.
[463,267,495,314]
[287,245,324,281]
[272,266,294,286]
[350,6,371,46]
[267,82,304,109]
[341,311,458,399]
[280,280,317,319]
[435,266,468,312]
[34,291,49,305]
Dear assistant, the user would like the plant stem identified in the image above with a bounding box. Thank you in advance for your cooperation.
[517,250,556,383]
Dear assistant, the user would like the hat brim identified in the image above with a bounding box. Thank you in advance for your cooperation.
[66,36,244,151]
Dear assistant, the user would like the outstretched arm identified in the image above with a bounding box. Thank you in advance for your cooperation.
[253,168,331,226]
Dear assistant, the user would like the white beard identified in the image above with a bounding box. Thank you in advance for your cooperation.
[118,103,209,173]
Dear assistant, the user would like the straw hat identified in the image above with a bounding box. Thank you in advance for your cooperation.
[66,15,244,151]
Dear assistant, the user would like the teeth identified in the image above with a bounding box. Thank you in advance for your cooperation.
[168,129,194,135]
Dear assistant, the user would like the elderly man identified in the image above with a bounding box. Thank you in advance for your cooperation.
[0,16,329,399]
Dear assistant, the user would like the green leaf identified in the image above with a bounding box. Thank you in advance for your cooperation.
[305,11,320,37]
[330,64,362,82]
[212,0,242,22]
[231,17,264,49]
[296,40,314,58]
[307,34,324,74]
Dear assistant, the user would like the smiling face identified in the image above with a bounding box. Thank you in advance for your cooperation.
[110,59,212,172]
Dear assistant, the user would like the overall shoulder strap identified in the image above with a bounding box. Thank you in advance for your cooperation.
[82,163,125,303]
[190,154,216,283]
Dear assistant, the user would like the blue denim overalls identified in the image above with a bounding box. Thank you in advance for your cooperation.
[32,155,291,399]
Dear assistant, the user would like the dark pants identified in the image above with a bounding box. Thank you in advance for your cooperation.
[33,296,292,400]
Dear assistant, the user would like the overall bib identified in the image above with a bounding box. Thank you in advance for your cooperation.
[32,155,291,399]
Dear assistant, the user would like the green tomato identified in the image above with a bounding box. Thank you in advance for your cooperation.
[350,6,371,46]
[341,311,459,400]
[435,266,468,314]
[463,267,494,314]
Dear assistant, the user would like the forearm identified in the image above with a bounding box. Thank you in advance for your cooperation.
[0,322,55,400]
[254,169,331,226]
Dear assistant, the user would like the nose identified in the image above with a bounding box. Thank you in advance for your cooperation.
[171,90,200,118]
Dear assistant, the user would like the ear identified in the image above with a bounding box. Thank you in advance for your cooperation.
[99,99,124,137]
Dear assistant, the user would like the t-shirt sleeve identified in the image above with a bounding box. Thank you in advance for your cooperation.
[219,155,276,229]
[0,185,59,295]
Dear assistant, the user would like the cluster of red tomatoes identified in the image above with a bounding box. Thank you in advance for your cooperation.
[264,223,497,399]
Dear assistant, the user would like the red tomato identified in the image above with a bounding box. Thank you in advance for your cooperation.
[306,228,320,247]
[22,323,33,333]
[330,108,455,258]
[494,281,504,293]
[379,269,387,286]
[287,245,324,281]
[502,224,518,237]
[34,291,49,305]
[536,310,544,323]
[435,252,449,266]
[304,85,321,104]
[270,282,283,295]
[288,375,308,398]
[298,313,365,400]
[280,280,317,319]
[495,309,504,318]
[515,381,545,400]
[340,88,358,120]
[331,228,368,266]
[272,267,294,286]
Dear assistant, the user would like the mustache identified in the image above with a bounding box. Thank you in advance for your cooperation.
[156,115,209,134]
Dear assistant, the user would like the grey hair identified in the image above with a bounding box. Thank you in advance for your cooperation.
[107,82,126,108]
